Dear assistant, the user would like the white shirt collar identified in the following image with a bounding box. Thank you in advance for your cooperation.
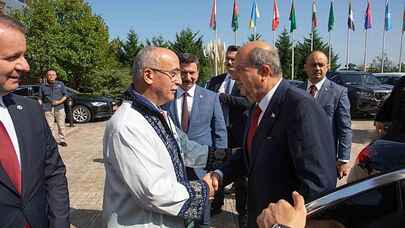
[257,78,283,114]
[307,77,326,92]
[178,84,196,98]
[0,96,4,107]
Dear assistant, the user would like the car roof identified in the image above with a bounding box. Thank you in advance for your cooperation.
[306,167,405,215]
[373,72,405,77]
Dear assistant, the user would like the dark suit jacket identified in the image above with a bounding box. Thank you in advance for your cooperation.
[0,94,69,228]
[162,85,227,149]
[220,79,337,228]
[300,79,352,160]
[375,76,405,142]
[206,73,251,148]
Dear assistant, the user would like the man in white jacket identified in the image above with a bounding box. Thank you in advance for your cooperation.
[102,47,217,228]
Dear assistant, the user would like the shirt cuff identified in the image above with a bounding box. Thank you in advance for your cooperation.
[338,159,350,163]
[213,169,224,181]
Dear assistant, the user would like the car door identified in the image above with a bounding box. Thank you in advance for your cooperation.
[306,170,405,228]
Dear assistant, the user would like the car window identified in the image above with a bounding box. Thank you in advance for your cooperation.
[13,87,30,96]
[363,75,382,86]
[31,86,40,96]
[307,182,403,228]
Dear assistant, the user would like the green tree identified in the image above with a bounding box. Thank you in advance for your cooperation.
[275,28,295,79]
[369,53,396,72]
[109,38,126,65]
[295,30,340,81]
[145,35,170,48]
[13,0,119,93]
[121,30,144,66]
[248,33,262,41]
[170,28,211,84]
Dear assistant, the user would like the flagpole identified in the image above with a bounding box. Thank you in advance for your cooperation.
[273,31,276,46]
[328,32,332,67]
[291,31,295,80]
[311,31,314,52]
[346,28,350,69]
[234,31,237,46]
[363,30,368,71]
[400,31,404,72]
[381,30,386,73]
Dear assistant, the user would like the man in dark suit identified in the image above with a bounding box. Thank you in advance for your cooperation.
[206,45,251,225]
[375,76,405,142]
[162,53,227,227]
[0,15,69,228]
[302,51,352,179]
[205,41,337,228]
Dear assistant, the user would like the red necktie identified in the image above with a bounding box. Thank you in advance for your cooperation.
[246,105,262,154]
[181,92,189,132]
[0,121,21,194]
[309,85,317,97]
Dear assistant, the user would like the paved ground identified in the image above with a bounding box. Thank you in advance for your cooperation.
[61,119,377,228]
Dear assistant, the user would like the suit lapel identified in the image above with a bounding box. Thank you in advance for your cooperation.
[248,80,289,174]
[189,86,201,129]
[316,79,331,105]
[171,91,181,127]
[3,94,30,197]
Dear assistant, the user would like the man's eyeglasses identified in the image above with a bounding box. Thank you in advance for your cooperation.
[147,67,181,79]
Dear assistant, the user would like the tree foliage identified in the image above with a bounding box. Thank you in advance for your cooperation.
[170,28,211,84]
[276,28,294,79]
[13,0,130,96]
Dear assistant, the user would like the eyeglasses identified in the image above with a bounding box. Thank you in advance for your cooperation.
[147,67,181,80]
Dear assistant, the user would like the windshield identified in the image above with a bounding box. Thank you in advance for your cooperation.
[339,74,381,86]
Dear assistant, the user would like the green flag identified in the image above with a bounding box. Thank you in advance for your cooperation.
[232,0,239,32]
[289,0,296,32]
[328,1,335,32]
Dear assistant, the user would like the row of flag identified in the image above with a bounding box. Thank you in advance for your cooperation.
[209,0,405,35]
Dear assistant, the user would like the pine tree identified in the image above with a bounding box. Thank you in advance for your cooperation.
[295,30,340,81]
[170,28,210,84]
[275,28,294,79]
[145,35,171,49]
[248,33,262,41]
[122,30,144,66]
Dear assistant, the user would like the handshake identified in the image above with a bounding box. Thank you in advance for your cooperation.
[202,171,221,200]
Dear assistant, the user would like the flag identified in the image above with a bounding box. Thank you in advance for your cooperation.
[328,0,335,32]
[289,0,296,32]
[209,0,216,30]
[364,0,372,30]
[272,0,280,31]
[312,0,317,29]
[232,0,239,32]
[348,0,355,31]
[249,0,260,30]
[384,0,391,31]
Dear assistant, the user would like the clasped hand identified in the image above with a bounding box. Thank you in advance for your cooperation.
[202,171,221,200]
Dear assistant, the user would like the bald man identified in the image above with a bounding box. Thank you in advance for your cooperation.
[205,41,337,228]
[102,47,219,228]
[303,51,352,179]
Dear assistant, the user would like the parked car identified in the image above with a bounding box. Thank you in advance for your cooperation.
[12,84,117,123]
[327,71,393,116]
[373,72,405,86]
[305,140,405,228]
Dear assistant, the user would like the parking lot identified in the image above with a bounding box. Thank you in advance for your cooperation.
[61,119,377,228]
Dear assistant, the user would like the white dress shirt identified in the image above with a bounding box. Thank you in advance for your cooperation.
[176,85,196,123]
[218,73,235,94]
[306,77,326,98]
[257,77,283,124]
[0,96,21,165]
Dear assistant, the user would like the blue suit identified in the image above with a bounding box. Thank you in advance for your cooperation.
[301,79,352,161]
[220,79,337,228]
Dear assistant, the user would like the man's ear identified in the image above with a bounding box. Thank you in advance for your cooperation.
[143,69,154,85]
[258,64,271,78]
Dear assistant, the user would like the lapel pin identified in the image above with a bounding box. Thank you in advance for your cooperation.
[271,113,275,118]
[199,95,203,98]
[16,105,23,110]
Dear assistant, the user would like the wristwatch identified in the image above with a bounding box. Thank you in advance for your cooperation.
[271,224,291,228]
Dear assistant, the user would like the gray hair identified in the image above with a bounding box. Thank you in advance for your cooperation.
[132,46,159,80]
[0,15,26,34]
[248,47,282,76]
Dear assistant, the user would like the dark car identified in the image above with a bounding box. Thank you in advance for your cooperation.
[12,84,117,123]
[305,140,405,228]
[373,73,405,86]
[327,71,393,116]
[288,79,304,88]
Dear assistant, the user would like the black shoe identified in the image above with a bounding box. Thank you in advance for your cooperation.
[59,142,68,147]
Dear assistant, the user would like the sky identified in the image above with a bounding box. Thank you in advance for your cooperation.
[86,0,405,66]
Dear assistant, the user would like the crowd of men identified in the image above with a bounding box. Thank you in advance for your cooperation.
[1,14,405,228]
